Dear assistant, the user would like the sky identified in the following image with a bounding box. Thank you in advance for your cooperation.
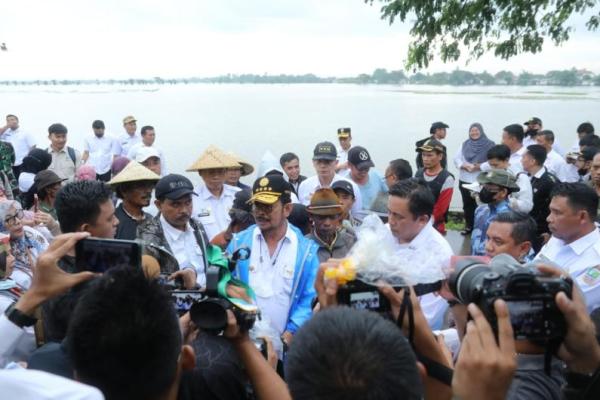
[1,0,599,79]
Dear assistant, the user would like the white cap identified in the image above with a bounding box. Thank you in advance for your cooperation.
[135,147,161,163]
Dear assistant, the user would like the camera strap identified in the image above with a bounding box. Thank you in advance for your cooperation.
[206,245,257,309]
[396,288,454,387]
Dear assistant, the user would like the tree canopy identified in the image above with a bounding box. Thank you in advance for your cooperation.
[367,0,600,70]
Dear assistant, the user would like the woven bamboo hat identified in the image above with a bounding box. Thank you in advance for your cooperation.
[186,145,241,172]
[108,161,160,186]
[227,152,254,176]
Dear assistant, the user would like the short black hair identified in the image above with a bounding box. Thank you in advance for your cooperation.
[579,134,600,149]
[92,120,105,129]
[551,183,598,221]
[280,152,299,167]
[487,144,511,161]
[68,267,182,400]
[526,145,547,166]
[288,203,311,235]
[388,179,434,219]
[504,124,525,143]
[493,211,537,245]
[6,114,18,121]
[537,130,554,144]
[140,125,154,136]
[55,180,113,233]
[286,307,422,400]
[388,159,413,181]
[48,123,68,135]
[577,122,595,136]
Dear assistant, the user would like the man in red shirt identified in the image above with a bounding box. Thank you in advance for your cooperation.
[415,139,455,234]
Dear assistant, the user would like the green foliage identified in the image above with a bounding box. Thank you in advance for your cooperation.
[367,0,600,70]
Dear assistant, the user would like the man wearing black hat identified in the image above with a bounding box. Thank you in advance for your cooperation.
[415,121,448,169]
[298,141,363,214]
[522,117,543,148]
[335,127,352,172]
[138,174,210,289]
[344,146,387,210]
[227,174,319,348]
[415,139,454,235]
[332,180,360,228]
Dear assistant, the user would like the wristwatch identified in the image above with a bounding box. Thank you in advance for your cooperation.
[4,302,38,328]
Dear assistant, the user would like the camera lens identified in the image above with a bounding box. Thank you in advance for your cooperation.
[448,260,490,304]
[190,299,229,334]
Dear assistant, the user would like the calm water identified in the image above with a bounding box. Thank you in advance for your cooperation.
[1,83,599,209]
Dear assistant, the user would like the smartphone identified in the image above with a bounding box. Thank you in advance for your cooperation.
[0,233,9,279]
[75,237,142,273]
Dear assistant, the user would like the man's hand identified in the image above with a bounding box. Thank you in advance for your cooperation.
[179,312,199,345]
[169,268,196,290]
[15,232,97,316]
[538,264,600,374]
[452,301,516,400]
[314,261,340,310]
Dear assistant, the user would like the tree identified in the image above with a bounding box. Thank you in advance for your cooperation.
[367,0,600,70]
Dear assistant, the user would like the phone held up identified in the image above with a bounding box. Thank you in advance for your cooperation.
[75,237,142,273]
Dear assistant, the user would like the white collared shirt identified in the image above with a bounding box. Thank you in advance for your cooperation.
[544,150,568,182]
[337,147,349,168]
[118,132,141,157]
[248,224,298,334]
[47,146,82,181]
[192,183,240,241]
[83,134,120,174]
[298,174,363,213]
[126,143,168,176]
[160,215,206,287]
[479,146,526,174]
[536,228,600,312]
[1,127,36,166]
[390,220,453,330]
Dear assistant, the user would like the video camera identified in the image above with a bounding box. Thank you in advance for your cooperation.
[168,246,258,335]
[449,254,572,340]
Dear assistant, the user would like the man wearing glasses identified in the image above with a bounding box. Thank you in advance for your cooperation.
[305,188,356,263]
[227,174,319,351]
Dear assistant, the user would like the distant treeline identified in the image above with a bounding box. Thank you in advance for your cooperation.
[1,68,598,87]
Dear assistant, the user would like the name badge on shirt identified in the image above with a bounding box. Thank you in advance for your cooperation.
[282,264,294,280]
[197,208,211,218]
[581,266,600,286]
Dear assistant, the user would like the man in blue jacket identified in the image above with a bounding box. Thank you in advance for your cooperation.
[227,174,319,348]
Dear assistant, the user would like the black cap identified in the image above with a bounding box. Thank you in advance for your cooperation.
[524,117,542,126]
[337,127,351,137]
[250,175,292,204]
[232,189,252,212]
[92,120,105,129]
[331,180,355,198]
[348,146,375,170]
[429,121,449,134]
[313,141,337,161]
[155,174,197,200]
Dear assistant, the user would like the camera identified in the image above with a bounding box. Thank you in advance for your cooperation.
[336,275,442,312]
[171,246,258,335]
[449,254,572,340]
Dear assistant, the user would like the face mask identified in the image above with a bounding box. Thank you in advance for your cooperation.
[479,187,497,204]
[578,168,588,176]
[526,128,538,137]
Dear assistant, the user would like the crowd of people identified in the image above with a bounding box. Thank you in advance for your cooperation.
[1,112,600,400]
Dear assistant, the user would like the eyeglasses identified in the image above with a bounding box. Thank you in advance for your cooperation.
[252,203,277,214]
[4,209,24,226]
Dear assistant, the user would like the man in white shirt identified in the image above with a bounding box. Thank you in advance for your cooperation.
[118,115,141,157]
[535,182,600,312]
[187,145,241,241]
[298,141,363,213]
[126,125,167,176]
[0,114,36,179]
[535,130,570,182]
[335,127,352,172]
[138,174,210,288]
[481,124,526,174]
[387,179,451,330]
[46,123,82,181]
[82,120,120,182]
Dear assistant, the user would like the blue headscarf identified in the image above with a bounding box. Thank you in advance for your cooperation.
[461,123,495,164]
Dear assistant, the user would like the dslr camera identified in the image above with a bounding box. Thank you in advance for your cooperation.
[449,254,572,340]
[188,247,258,335]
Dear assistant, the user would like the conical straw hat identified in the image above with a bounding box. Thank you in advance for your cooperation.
[186,145,241,172]
[227,152,255,176]
[108,161,160,185]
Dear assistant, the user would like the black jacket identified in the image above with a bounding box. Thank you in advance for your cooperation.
[529,168,558,235]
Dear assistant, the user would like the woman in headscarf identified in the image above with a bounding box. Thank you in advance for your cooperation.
[0,200,49,290]
[453,123,495,235]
